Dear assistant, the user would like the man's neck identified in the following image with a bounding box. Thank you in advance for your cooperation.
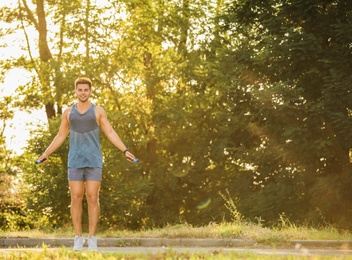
[78,100,90,106]
[76,101,91,112]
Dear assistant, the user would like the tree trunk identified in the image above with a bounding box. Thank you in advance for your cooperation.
[36,0,52,62]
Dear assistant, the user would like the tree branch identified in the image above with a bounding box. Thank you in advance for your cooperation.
[20,0,38,30]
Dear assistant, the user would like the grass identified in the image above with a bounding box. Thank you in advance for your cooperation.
[1,222,352,245]
[0,222,351,259]
[0,246,351,260]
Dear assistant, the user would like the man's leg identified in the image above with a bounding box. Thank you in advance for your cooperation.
[85,180,101,237]
[69,180,85,236]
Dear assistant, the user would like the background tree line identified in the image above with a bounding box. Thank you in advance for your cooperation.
[0,0,351,231]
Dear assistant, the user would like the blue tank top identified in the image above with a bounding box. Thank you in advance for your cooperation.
[68,104,102,168]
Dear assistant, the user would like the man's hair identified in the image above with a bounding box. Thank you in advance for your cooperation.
[74,77,92,89]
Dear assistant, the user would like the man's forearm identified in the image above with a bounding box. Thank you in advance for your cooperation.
[106,131,127,152]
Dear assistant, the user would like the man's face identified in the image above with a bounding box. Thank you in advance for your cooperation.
[75,83,91,102]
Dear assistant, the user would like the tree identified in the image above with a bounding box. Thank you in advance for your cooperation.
[3,0,352,230]
[0,0,151,228]
[0,96,29,230]
[217,0,352,227]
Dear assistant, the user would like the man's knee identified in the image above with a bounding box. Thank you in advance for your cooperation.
[86,193,99,205]
[71,193,84,204]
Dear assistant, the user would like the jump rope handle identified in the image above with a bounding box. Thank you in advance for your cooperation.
[35,158,47,164]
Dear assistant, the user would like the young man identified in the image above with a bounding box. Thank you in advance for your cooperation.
[37,77,136,251]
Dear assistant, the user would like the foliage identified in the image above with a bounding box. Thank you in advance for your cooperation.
[214,0,352,228]
[0,175,33,231]
[0,96,22,231]
[0,0,352,231]
[20,117,71,228]
[219,189,243,224]
[3,246,348,260]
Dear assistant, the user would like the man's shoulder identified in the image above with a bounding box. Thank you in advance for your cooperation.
[94,106,108,122]
[63,106,73,115]
[95,105,106,113]
[64,106,73,112]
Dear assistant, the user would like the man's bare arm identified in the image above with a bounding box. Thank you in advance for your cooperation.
[38,108,70,161]
[97,106,136,161]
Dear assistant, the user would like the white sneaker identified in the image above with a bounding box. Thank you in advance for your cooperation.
[88,236,98,251]
[73,235,85,250]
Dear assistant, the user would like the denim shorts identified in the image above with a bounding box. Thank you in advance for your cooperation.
[68,168,102,181]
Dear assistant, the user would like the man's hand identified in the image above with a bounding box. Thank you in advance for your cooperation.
[124,150,138,162]
[36,153,48,164]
